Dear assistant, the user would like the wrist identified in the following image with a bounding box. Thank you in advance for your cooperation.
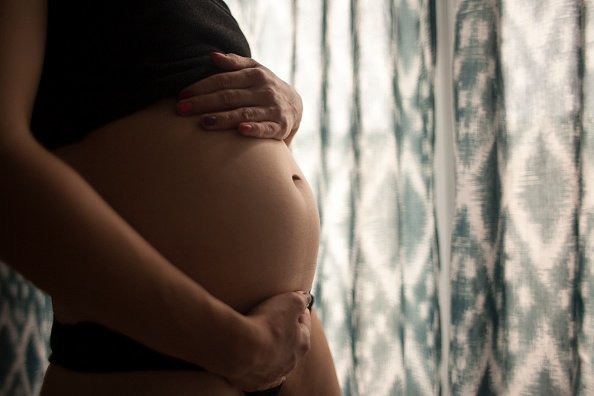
[154,274,250,375]
[218,313,264,380]
[187,296,262,380]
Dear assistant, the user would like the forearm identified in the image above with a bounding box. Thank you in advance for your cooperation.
[0,128,246,373]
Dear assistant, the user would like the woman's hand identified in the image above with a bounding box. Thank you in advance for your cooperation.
[225,291,313,392]
[176,52,303,145]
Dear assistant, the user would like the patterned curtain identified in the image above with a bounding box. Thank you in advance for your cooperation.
[227,0,440,394]
[0,0,441,395]
[450,1,594,395]
[0,0,441,396]
[4,1,594,395]
[0,265,52,396]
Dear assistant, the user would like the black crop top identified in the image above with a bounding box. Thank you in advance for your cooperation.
[31,0,251,149]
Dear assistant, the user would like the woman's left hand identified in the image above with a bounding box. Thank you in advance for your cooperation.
[176,52,303,145]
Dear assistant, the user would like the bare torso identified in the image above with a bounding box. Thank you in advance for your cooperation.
[40,98,340,395]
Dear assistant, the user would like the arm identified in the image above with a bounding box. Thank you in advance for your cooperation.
[176,52,303,146]
[0,0,309,391]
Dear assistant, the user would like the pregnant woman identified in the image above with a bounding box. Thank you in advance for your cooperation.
[0,0,340,395]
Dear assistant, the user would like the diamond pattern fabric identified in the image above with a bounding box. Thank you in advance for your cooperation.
[1,0,440,393]
[0,262,52,396]
[5,0,594,395]
[450,1,594,394]
[226,1,440,394]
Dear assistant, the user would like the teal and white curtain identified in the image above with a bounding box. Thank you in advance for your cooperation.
[1,1,593,395]
[230,0,440,393]
[449,0,594,394]
[0,269,52,395]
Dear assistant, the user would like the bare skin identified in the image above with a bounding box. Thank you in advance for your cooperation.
[0,0,321,392]
[0,0,340,393]
[41,311,339,396]
[177,52,303,145]
[41,97,340,395]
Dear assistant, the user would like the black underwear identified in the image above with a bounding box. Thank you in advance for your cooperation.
[49,294,314,396]
[49,320,282,396]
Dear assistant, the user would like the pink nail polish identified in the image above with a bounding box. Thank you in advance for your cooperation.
[239,123,253,133]
[177,102,193,114]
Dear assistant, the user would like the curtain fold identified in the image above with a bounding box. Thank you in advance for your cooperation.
[579,1,594,394]
[11,1,594,395]
[227,1,440,394]
[450,0,594,394]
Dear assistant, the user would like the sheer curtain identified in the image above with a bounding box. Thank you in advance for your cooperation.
[449,0,594,394]
[226,0,440,394]
[2,1,594,395]
[221,0,594,394]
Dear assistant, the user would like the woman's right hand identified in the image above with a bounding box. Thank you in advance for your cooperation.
[225,291,313,392]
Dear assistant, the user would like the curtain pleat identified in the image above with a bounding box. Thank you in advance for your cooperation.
[449,1,505,393]
[579,1,594,394]
[228,1,440,394]
[451,0,592,394]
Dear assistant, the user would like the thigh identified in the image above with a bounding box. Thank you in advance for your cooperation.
[41,364,243,396]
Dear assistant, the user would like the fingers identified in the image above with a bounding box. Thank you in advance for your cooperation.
[175,54,301,141]
[179,67,269,97]
[295,291,311,309]
[249,376,286,393]
[210,51,260,71]
[306,293,315,311]
[179,101,291,140]
[178,54,267,97]
[194,106,274,128]
[297,292,314,357]
[231,291,311,391]
[297,297,312,357]
[176,88,265,116]
[182,103,289,140]
[239,121,287,141]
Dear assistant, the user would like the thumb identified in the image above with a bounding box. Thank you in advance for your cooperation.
[210,52,259,71]
[296,291,315,312]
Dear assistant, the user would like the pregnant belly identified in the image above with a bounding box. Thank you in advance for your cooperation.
[53,98,320,314]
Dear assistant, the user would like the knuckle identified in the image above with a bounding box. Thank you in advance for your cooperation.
[240,107,254,121]
[271,106,283,119]
[258,124,270,138]
[227,52,240,61]
[220,111,233,122]
[260,87,278,102]
[280,119,289,131]
[270,324,283,341]
[299,337,311,355]
[219,91,234,106]
[278,115,290,132]
[266,123,279,138]
[216,75,231,90]
[250,67,269,83]
[291,292,306,308]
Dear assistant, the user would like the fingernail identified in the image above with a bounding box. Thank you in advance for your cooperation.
[209,51,226,57]
[177,101,193,114]
[178,90,193,100]
[202,115,217,127]
[239,123,253,133]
